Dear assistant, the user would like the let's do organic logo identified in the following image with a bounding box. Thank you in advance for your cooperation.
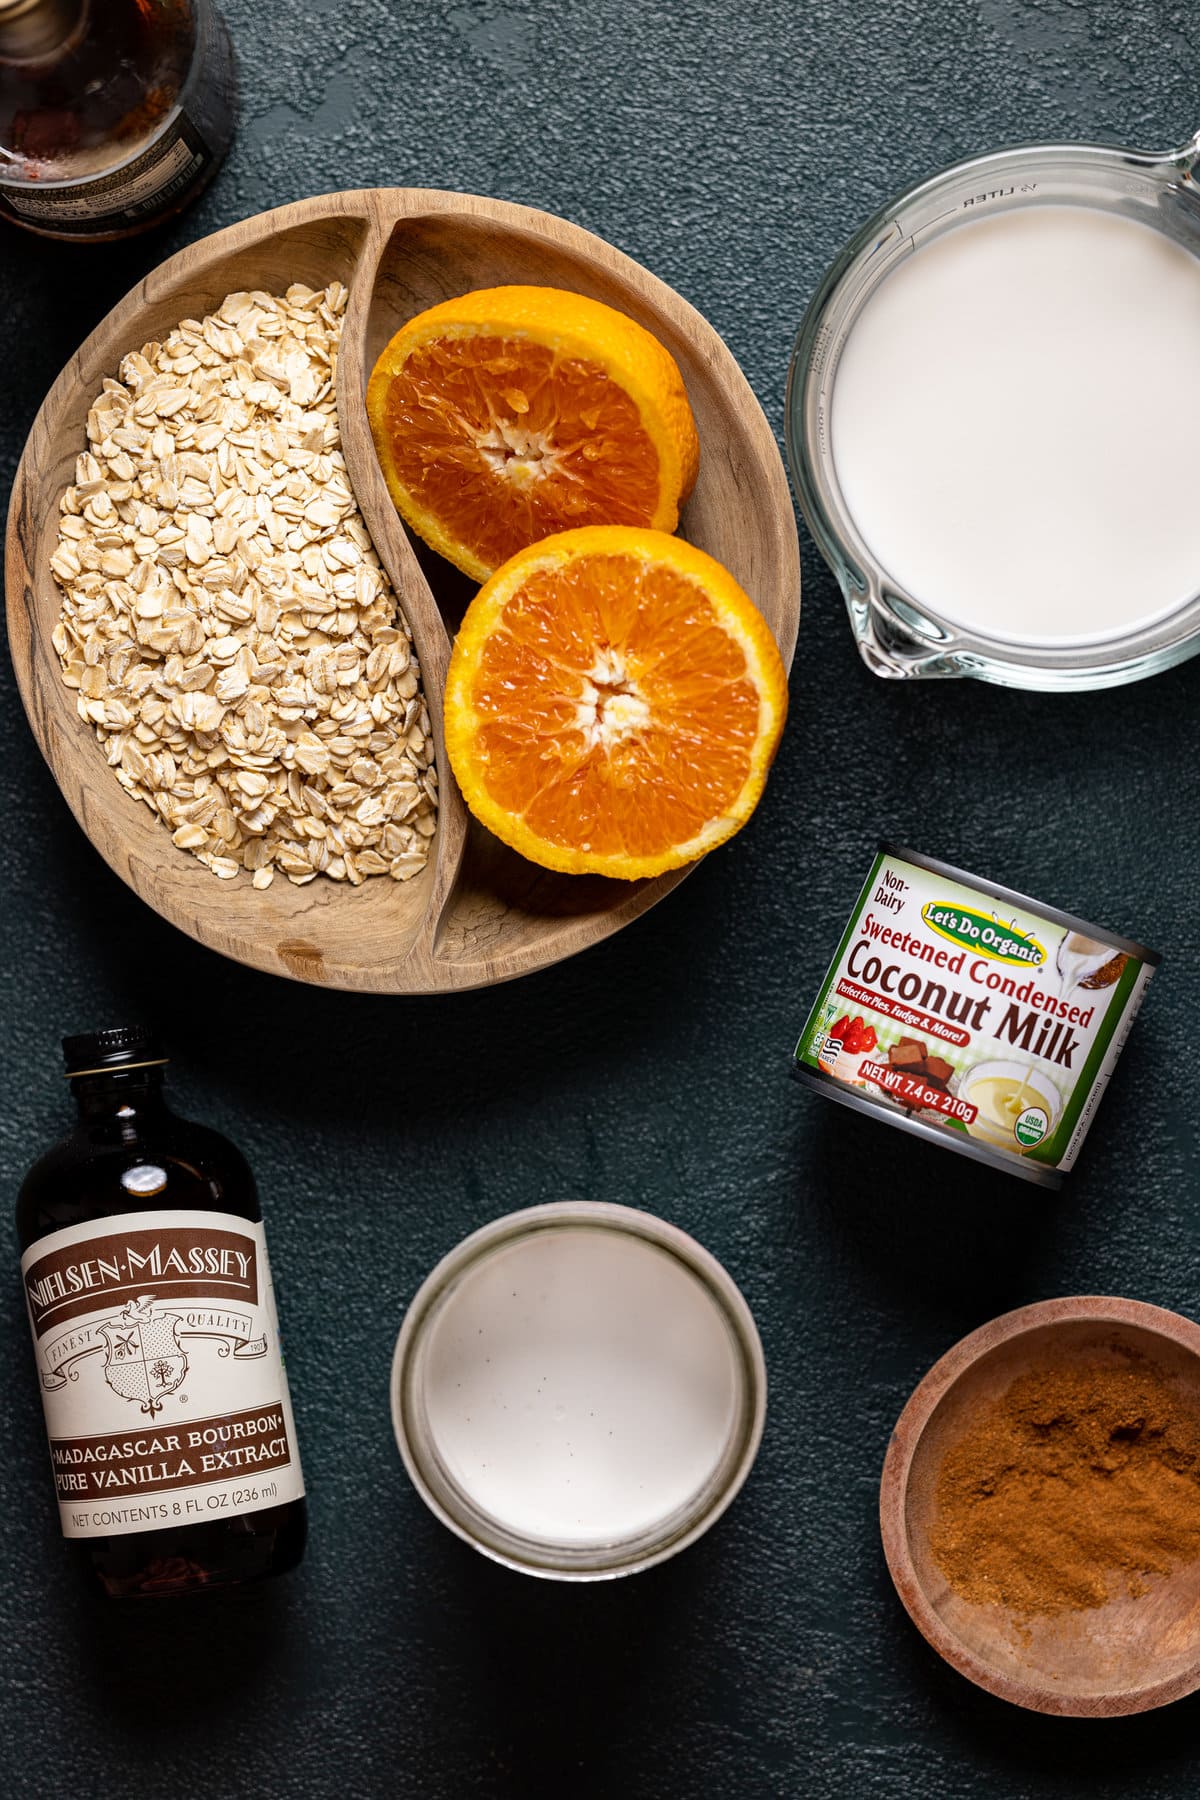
[921,902,1047,968]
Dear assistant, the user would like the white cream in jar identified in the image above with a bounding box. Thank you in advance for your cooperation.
[392,1204,765,1577]
[830,205,1200,646]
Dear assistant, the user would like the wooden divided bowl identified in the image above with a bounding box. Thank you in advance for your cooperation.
[5,190,800,992]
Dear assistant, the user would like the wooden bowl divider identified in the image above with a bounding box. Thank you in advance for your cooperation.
[6,189,800,991]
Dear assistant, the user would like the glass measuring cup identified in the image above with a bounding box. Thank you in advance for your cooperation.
[786,129,1200,689]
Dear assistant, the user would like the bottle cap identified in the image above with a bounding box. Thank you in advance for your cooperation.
[61,1025,168,1078]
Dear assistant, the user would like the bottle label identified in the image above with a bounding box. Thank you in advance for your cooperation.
[0,111,213,235]
[21,1209,305,1539]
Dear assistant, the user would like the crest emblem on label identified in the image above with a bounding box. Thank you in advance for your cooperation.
[98,1295,187,1416]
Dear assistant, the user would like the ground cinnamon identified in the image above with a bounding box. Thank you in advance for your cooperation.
[932,1358,1200,1615]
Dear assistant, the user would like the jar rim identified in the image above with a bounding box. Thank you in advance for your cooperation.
[390,1201,767,1580]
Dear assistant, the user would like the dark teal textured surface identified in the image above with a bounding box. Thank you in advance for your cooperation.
[2,2,1199,1795]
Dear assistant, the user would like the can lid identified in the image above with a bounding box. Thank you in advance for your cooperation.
[879,841,1161,967]
[61,1025,167,1078]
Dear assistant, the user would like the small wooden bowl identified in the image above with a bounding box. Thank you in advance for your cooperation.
[881,1296,1200,1717]
[5,190,799,992]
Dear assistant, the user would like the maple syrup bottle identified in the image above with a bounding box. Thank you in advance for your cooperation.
[0,0,236,240]
[17,1027,306,1598]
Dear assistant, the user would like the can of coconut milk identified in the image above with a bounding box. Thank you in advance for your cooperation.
[792,844,1160,1187]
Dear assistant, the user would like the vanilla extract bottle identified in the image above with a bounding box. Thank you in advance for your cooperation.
[17,1027,306,1597]
[0,0,236,240]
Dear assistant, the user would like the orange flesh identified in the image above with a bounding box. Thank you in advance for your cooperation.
[381,337,663,570]
[467,554,762,858]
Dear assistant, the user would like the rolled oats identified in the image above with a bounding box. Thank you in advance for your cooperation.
[51,283,437,888]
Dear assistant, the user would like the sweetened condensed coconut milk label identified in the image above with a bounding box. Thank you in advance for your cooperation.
[22,1209,304,1538]
[794,848,1158,1179]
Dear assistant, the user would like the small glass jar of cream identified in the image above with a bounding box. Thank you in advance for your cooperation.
[391,1202,766,1579]
[786,127,1200,689]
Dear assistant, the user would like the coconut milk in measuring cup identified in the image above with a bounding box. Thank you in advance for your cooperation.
[792,845,1159,1187]
[787,129,1200,688]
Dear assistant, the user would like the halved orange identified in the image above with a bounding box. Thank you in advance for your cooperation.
[365,286,700,582]
[444,526,788,879]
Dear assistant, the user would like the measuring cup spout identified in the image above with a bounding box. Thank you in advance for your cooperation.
[845,580,965,681]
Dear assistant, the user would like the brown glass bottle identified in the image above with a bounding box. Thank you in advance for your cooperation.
[0,0,236,240]
[18,1026,306,1598]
